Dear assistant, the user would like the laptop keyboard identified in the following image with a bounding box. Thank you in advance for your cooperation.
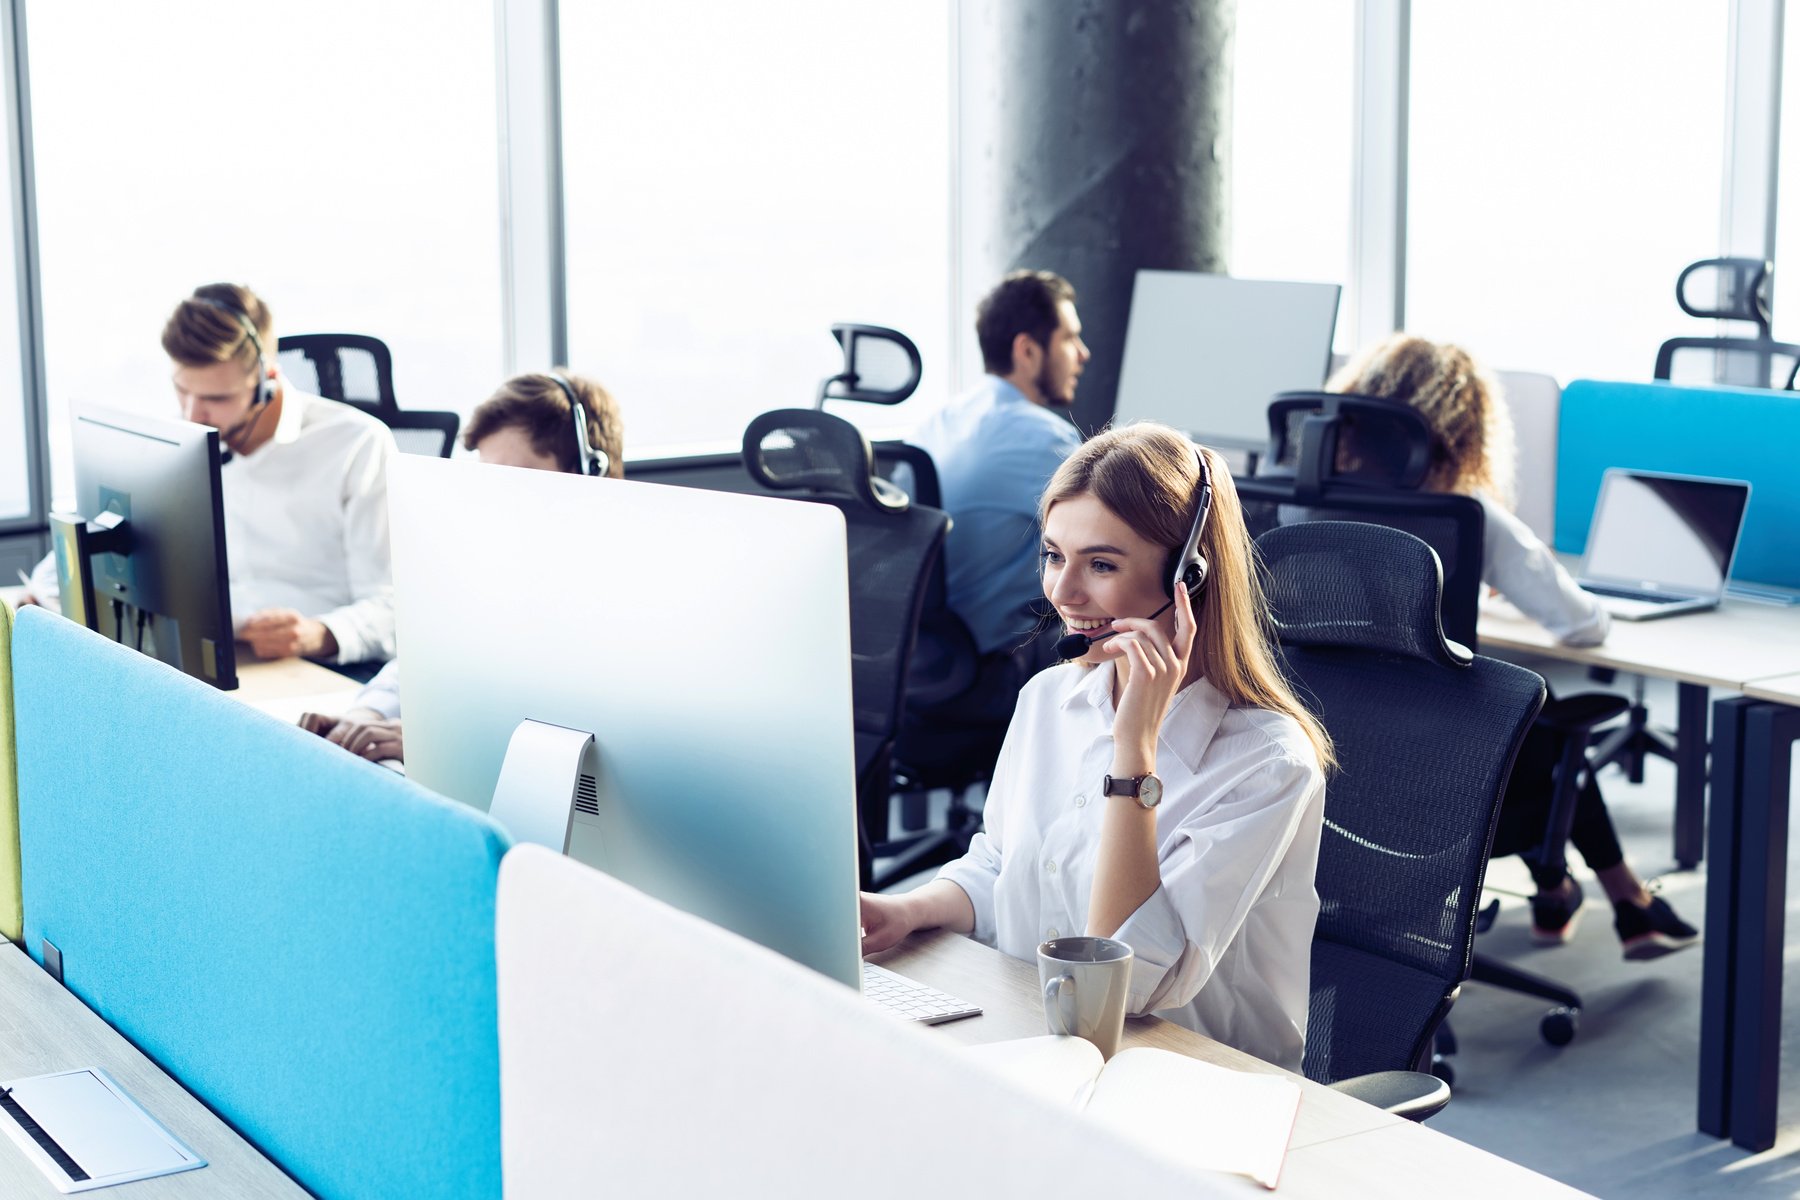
[1582,583,1690,605]
[862,962,982,1025]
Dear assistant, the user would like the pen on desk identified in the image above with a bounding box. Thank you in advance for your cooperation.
[14,569,28,587]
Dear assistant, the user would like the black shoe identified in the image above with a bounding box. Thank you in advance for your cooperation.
[1614,895,1699,961]
[1531,875,1584,945]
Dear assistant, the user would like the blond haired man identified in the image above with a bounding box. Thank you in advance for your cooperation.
[25,283,399,665]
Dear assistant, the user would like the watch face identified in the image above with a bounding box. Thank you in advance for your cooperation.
[1139,775,1164,808]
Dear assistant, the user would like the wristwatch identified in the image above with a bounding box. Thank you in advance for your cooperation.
[1102,772,1163,809]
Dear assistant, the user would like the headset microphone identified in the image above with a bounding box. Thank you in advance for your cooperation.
[1054,598,1175,660]
[547,372,609,477]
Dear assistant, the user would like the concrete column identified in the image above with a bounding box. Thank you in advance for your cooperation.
[956,0,1233,434]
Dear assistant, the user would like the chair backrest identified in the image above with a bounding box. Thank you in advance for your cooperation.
[1246,391,1487,647]
[1255,522,1545,1084]
[1675,256,1772,335]
[1653,336,1800,390]
[278,332,461,456]
[742,410,950,812]
[277,332,397,414]
[388,408,461,458]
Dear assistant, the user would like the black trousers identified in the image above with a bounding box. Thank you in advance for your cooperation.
[1489,719,1627,890]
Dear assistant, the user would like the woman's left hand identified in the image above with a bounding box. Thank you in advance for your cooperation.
[1097,580,1197,770]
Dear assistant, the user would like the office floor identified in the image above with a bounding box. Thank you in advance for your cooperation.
[882,659,1800,1198]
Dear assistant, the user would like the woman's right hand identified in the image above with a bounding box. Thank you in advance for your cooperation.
[859,892,918,956]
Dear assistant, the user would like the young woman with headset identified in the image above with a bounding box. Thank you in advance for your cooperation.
[859,422,1333,1071]
[299,369,622,764]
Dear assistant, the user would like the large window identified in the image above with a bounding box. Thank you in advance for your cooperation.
[560,2,952,452]
[1406,3,1728,383]
[1229,1,1355,351]
[1771,13,1800,339]
[29,1,502,506]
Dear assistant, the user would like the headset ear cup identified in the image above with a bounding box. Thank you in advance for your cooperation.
[1186,555,1209,598]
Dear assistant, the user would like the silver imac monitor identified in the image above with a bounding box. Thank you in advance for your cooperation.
[390,456,862,987]
[1114,270,1341,449]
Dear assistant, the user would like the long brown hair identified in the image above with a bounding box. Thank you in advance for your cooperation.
[1040,422,1334,770]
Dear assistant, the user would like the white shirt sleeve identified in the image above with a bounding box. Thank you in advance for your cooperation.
[1106,751,1323,1016]
[1478,493,1610,647]
[314,429,398,664]
[351,659,402,720]
[26,549,59,608]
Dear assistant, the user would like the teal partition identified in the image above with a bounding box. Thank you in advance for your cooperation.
[0,601,18,941]
[1556,379,1800,588]
[12,608,508,1200]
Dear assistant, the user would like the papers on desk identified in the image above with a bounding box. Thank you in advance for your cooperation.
[969,1036,1300,1189]
[0,1068,205,1192]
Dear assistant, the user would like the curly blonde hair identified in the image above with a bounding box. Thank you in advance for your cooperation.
[1326,333,1517,507]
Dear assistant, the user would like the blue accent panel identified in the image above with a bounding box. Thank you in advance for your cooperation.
[11,608,508,1200]
[1555,379,1800,588]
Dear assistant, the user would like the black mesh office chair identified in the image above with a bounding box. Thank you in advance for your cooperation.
[1242,394,1628,1064]
[277,333,461,457]
[1654,257,1800,390]
[741,408,951,890]
[1257,522,1545,1109]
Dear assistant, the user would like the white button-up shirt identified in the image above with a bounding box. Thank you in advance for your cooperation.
[1477,493,1610,647]
[32,384,400,665]
[937,661,1325,1071]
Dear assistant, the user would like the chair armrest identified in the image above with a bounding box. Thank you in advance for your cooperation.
[1328,1070,1451,1122]
[1538,692,1632,736]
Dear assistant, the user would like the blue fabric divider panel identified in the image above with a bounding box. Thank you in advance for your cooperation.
[0,601,19,942]
[11,608,508,1200]
[1555,379,1800,588]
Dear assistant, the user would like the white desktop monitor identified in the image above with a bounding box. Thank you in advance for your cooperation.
[1114,270,1341,448]
[390,456,862,987]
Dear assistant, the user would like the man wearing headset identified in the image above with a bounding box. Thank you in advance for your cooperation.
[21,283,399,666]
[298,369,624,765]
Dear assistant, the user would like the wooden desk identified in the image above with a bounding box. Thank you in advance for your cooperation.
[1480,594,1800,1152]
[231,656,364,724]
[879,930,1592,1197]
[0,944,304,1197]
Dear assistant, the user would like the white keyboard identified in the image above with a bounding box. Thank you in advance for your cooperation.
[862,962,982,1025]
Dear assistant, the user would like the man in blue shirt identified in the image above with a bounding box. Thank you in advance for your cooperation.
[911,270,1089,724]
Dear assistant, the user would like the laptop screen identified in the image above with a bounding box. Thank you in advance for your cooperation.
[1582,471,1751,596]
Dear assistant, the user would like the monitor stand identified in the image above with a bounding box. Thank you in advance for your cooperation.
[488,719,597,853]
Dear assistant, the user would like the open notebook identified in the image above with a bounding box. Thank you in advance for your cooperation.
[970,1036,1301,1190]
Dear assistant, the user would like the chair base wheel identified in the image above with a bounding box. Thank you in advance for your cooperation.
[1540,1006,1579,1047]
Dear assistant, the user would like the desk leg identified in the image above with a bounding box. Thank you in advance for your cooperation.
[1698,697,1751,1137]
[1729,703,1800,1152]
[1674,683,1709,869]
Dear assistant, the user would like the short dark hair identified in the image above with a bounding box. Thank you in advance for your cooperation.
[461,370,624,478]
[975,270,1076,374]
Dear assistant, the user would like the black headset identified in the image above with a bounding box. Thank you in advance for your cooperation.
[547,372,609,478]
[1167,444,1214,600]
[192,294,276,409]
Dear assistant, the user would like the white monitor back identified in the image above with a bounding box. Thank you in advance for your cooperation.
[391,456,862,987]
[1115,271,1341,447]
[496,846,1224,1199]
[1495,369,1561,543]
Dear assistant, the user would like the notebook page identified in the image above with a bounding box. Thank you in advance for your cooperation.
[965,1036,1104,1108]
[1082,1047,1301,1189]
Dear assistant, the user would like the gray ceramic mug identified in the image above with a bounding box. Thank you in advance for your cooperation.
[1038,935,1134,1059]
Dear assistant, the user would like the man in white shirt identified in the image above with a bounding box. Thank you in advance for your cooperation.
[23,284,398,666]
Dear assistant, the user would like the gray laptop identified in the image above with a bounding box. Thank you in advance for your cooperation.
[1576,469,1752,621]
